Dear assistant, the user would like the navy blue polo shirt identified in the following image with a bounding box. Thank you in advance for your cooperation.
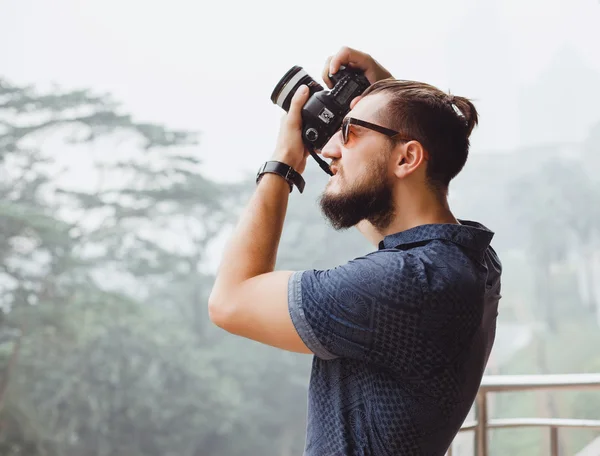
[288,221,501,456]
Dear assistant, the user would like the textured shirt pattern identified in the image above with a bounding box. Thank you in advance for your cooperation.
[288,221,502,456]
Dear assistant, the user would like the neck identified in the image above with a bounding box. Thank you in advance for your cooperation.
[357,185,458,247]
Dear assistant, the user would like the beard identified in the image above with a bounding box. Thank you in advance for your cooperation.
[318,158,395,231]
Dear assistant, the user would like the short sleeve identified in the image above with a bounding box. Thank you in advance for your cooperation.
[288,252,425,364]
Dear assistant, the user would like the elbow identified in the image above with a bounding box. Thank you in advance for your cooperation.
[208,293,234,330]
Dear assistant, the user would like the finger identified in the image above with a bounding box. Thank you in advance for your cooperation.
[322,55,334,88]
[287,85,309,126]
[330,46,371,75]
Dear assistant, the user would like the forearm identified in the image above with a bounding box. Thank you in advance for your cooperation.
[210,173,290,300]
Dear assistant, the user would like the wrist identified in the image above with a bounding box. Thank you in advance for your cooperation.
[271,155,302,172]
[256,160,305,194]
[256,172,293,192]
[272,145,308,170]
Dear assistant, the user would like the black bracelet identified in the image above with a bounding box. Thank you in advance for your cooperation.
[256,161,305,194]
[256,171,293,192]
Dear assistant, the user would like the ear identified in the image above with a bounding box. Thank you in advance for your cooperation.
[393,141,427,179]
[349,96,363,110]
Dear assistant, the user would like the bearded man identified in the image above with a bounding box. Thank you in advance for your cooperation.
[208,47,502,456]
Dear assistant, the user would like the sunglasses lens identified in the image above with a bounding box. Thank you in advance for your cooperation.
[342,120,349,144]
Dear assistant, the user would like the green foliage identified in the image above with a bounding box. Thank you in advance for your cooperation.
[0,78,298,456]
[450,131,600,454]
[2,73,600,456]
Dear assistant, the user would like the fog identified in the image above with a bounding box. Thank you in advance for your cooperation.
[1,0,600,455]
[3,0,599,180]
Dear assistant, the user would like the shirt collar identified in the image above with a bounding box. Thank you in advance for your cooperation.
[378,220,494,252]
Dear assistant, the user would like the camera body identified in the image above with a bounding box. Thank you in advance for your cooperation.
[271,65,371,156]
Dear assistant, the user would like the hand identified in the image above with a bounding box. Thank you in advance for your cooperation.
[322,46,393,88]
[271,84,311,174]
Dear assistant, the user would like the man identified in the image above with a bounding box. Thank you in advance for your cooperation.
[208,47,502,456]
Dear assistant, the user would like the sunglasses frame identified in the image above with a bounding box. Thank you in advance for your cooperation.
[341,117,413,145]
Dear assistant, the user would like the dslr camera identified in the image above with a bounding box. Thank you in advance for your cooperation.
[271,65,370,175]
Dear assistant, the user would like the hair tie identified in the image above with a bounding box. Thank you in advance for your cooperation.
[451,103,465,119]
[448,94,467,125]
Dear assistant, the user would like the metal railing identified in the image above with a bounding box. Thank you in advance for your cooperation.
[447,374,600,456]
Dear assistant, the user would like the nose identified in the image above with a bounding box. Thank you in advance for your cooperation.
[320,131,342,160]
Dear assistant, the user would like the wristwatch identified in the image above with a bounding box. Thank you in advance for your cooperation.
[256,161,305,194]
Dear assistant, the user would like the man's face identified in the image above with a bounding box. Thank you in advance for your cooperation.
[318,93,397,231]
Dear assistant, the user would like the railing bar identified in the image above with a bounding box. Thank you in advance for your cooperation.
[479,374,600,393]
[487,418,600,429]
[451,375,600,453]
[459,420,478,432]
[480,384,600,393]
[481,374,600,388]
[476,392,488,456]
[550,426,559,456]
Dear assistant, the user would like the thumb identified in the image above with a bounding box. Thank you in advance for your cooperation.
[287,85,309,125]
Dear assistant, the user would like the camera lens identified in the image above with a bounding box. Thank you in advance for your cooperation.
[271,66,323,112]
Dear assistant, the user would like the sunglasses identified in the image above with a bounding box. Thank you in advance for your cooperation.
[340,117,412,145]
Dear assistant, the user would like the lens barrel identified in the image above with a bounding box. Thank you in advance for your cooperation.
[270,66,323,112]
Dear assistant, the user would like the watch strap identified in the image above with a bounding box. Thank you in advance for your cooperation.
[256,161,305,194]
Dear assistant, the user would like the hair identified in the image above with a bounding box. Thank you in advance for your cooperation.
[362,79,478,192]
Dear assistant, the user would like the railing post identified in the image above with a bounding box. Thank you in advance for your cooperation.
[455,375,600,455]
[550,426,559,456]
[476,391,489,456]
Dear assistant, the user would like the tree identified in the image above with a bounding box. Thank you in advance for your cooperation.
[493,148,600,456]
[0,77,245,455]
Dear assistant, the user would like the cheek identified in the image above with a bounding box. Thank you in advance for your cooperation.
[341,153,362,176]
[359,155,390,187]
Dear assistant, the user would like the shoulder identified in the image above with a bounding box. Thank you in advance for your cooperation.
[289,250,427,361]
[294,249,425,305]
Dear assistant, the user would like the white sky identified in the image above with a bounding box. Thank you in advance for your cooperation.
[1,0,599,182]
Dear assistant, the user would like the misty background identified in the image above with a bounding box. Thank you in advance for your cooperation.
[1,0,600,455]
